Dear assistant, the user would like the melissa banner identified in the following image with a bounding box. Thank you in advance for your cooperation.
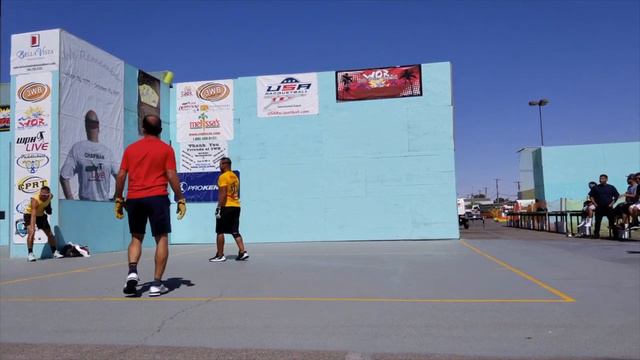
[257,73,318,118]
[178,171,239,203]
[175,80,234,142]
[336,64,422,101]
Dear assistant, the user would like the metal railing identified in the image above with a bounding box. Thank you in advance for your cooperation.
[505,211,636,239]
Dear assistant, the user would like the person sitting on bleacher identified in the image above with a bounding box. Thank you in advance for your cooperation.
[615,173,639,233]
[578,181,597,230]
[630,172,640,230]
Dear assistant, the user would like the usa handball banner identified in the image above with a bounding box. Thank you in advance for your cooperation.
[178,171,240,203]
[12,72,53,244]
[176,80,234,142]
[58,31,124,201]
[257,73,318,118]
[336,65,422,101]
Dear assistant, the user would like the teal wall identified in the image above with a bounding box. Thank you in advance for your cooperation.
[1,83,11,245]
[172,62,458,244]
[536,142,640,210]
[6,60,456,256]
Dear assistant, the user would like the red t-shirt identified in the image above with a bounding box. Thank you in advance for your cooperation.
[120,136,176,199]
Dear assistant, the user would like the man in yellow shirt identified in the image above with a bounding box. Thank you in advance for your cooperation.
[210,157,249,262]
[24,186,63,261]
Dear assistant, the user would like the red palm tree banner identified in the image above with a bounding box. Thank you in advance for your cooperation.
[336,64,422,101]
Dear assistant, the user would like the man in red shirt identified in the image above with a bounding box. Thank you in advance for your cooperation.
[114,115,186,297]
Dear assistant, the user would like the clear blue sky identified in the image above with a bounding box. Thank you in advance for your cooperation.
[2,0,638,199]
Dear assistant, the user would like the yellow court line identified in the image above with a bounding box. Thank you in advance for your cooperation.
[0,296,571,303]
[460,240,576,302]
[0,249,203,287]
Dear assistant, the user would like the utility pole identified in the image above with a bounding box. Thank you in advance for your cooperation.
[514,181,521,199]
[484,187,488,197]
[494,178,501,203]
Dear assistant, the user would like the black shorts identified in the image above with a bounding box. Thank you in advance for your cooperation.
[216,207,240,234]
[125,195,171,236]
[23,213,50,231]
[615,203,633,216]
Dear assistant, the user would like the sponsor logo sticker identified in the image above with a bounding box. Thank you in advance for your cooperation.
[197,83,230,102]
[31,34,40,47]
[15,220,27,237]
[18,82,51,102]
[16,106,47,130]
[16,153,49,173]
[16,199,31,214]
[17,176,48,193]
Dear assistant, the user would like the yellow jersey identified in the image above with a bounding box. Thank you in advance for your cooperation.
[217,171,240,207]
[25,191,52,216]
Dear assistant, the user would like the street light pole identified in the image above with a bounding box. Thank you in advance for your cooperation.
[528,99,549,147]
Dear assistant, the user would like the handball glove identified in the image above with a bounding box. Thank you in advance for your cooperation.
[176,199,187,220]
[114,198,125,219]
[215,207,222,219]
[44,203,52,215]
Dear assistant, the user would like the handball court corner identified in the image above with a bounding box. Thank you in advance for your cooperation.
[1,221,639,360]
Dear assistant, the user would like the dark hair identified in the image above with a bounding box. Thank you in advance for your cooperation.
[142,115,162,136]
[41,186,51,192]
[588,181,597,186]
[599,174,608,179]
[220,157,231,164]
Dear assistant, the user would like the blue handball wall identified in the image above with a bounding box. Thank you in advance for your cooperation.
[533,141,640,210]
[172,62,458,244]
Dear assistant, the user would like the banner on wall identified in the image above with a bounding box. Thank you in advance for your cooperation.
[335,64,422,101]
[12,72,53,244]
[10,29,60,75]
[178,171,239,203]
[257,73,318,118]
[137,70,161,135]
[58,31,124,201]
[180,141,228,173]
[176,80,234,142]
[0,106,9,132]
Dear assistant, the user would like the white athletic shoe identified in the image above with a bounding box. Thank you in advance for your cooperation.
[27,253,36,262]
[209,254,226,262]
[123,273,139,295]
[53,250,64,259]
[149,283,168,297]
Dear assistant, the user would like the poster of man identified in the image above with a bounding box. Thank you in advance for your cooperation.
[58,31,124,201]
[60,110,119,200]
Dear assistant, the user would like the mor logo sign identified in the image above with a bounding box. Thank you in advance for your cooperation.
[17,176,48,193]
[18,82,51,102]
[16,106,47,130]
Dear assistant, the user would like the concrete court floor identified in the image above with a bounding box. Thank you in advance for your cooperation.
[0,221,638,360]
